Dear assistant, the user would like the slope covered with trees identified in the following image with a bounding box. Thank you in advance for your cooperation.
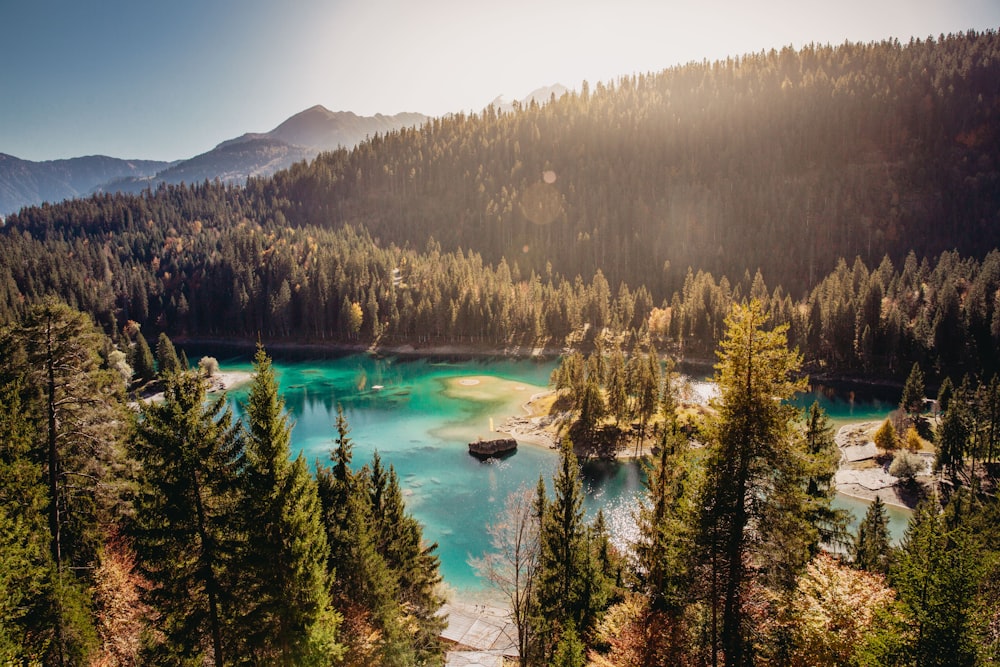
[2,31,1000,382]
[249,30,1000,294]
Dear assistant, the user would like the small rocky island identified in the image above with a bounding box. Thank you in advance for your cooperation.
[468,437,518,459]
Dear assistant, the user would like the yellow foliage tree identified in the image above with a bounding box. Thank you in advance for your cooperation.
[768,554,895,667]
[874,419,898,451]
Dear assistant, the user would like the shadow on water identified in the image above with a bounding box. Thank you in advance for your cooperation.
[579,459,647,502]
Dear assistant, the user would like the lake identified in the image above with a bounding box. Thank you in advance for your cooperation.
[219,353,645,594]
[215,352,908,594]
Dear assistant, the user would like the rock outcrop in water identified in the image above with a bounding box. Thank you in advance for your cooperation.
[468,437,517,459]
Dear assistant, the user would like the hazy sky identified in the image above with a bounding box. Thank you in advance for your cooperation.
[2,0,998,162]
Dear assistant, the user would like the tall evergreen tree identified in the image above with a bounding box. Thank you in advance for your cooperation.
[156,332,182,378]
[605,346,629,427]
[696,300,807,667]
[575,376,605,444]
[536,437,611,655]
[132,333,156,386]
[238,346,342,665]
[900,362,926,423]
[316,410,410,666]
[851,496,892,576]
[9,299,123,573]
[2,299,125,665]
[636,345,661,442]
[936,376,954,415]
[131,371,244,665]
[802,402,849,551]
[889,501,984,667]
[635,430,699,611]
[367,453,444,664]
[0,381,64,663]
[936,393,970,482]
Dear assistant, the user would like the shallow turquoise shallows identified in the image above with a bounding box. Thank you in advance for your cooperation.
[218,354,908,594]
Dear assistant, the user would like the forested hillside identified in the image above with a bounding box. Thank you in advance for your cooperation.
[2,30,1000,381]
[248,30,1000,293]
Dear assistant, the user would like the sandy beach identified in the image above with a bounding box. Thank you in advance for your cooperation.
[494,390,562,450]
[493,389,661,460]
[131,369,254,407]
[204,369,254,393]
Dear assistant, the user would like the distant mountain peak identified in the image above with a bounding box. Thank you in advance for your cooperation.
[267,106,423,150]
[488,84,569,112]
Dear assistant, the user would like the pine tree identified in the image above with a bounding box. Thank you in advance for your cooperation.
[585,510,618,610]
[900,362,926,423]
[549,621,586,667]
[131,371,244,665]
[890,501,984,667]
[636,430,698,611]
[851,496,892,576]
[936,376,954,415]
[238,346,342,665]
[659,355,678,431]
[696,300,807,667]
[316,410,409,666]
[132,333,156,385]
[155,332,182,377]
[0,381,61,663]
[636,345,661,442]
[2,299,125,665]
[367,453,444,664]
[605,346,629,427]
[935,393,969,482]
[536,437,611,655]
[802,402,849,550]
[575,376,605,443]
[537,438,587,633]
[10,299,123,573]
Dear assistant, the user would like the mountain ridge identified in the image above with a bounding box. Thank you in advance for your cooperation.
[0,153,170,215]
[0,87,568,215]
[0,105,430,214]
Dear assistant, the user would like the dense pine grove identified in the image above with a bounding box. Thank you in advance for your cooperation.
[2,29,1000,665]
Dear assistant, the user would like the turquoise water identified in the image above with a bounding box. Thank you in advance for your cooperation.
[217,354,910,592]
[831,493,911,543]
[793,381,900,428]
[220,354,645,594]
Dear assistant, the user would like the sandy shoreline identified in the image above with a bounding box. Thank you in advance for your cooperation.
[495,391,562,450]
[204,370,255,393]
[494,389,659,460]
[131,369,254,407]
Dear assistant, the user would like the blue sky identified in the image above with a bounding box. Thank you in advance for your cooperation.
[1,0,998,162]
